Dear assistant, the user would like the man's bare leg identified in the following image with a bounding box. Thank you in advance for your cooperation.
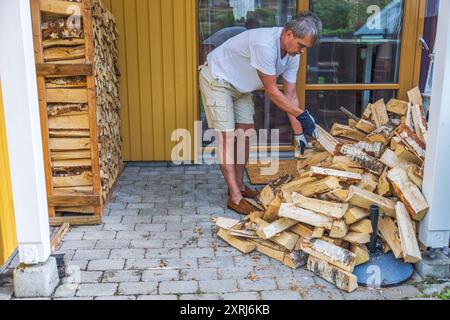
[217,131,243,205]
[235,124,256,191]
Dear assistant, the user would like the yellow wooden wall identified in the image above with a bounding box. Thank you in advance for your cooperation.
[0,83,17,266]
[101,0,198,161]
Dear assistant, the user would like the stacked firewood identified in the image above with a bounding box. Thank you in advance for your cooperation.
[215,87,429,293]
[92,0,122,202]
[37,0,122,215]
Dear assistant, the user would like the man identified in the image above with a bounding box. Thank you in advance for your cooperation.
[199,12,322,215]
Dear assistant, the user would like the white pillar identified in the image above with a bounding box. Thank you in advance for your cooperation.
[0,0,51,264]
[420,0,450,248]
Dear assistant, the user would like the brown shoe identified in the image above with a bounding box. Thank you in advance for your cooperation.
[228,185,260,199]
[227,198,259,216]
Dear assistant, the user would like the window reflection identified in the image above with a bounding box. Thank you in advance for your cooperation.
[308,0,404,84]
[306,90,396,131]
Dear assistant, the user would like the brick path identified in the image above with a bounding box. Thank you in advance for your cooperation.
[0,164,444,300]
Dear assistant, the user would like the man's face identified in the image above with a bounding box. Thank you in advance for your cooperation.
[284,30,315,56]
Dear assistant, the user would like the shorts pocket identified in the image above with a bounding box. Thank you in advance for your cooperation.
[206,98,229,122]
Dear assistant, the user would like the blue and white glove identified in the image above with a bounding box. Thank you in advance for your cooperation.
[296,109,318,138]
[294,134,313,156]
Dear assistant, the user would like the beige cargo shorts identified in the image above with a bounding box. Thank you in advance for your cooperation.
[199,64,255,132]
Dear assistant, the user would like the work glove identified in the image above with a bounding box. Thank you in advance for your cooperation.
[296,109,318,138]
[294,134,313,156]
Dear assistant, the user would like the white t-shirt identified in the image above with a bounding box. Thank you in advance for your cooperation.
[207,27,300,93]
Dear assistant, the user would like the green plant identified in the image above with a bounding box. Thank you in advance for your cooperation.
[434,288,450,300]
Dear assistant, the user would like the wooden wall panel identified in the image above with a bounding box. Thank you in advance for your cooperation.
[0,84,17,266]
[103,0,198,161]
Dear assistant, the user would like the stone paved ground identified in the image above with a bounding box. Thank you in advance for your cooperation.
[0,164,448,300]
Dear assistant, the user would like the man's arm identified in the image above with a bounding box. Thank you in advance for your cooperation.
[257,70,303,118]
[283,80,303,135]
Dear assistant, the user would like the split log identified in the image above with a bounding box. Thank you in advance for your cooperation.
[340,144,384,175]
[289,223,313,238]
[307,256,358,293]
[356,119,377,134]
[379,216,403,259]
[331,124,366,141]
[377,168,392,197]
[309,166,362,183]
[371,99,389,128]
[407,165,423,189]
[344,206,370,225]
[263,194,282,222]
[410,104,428,143]
[311,227,325,239]
[350,219,373,234]
[380,148,411,169]
[357,173,378,193]
[395,125,426,160]
[297,151,330,170]
[280,177,318,193]
[299,237,357,272]
[315,125,341,156]
[342,232,371,245]
[387,167,429,221]
[291,192,348,219]
[395,143,423,166]
[351,244,370,266]
[278,203,334,230]
[297,177,341,197]
[258,185,275,210]
[386,98,409,116]
[329,220,348,239]
[254,218,299,251]
[257,218,298,240]
[217,229,257,254]
[407,87,423,106]
[395,202,422,263]
[362,103,373,120]
[367,125,395,145]
[346,186,396,217]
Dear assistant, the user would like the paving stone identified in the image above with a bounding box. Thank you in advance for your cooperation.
[167,208,196,216]
[149,231,181,240]
[217,266,255,280]
[53,297,94,301]
[152,216,182,224]
[199,279,238,293]
[106,203,127,210]
[73,249,110,260]
[215,247,242,257]
[124,259,161,270]
[76,283,118,297]
[342,288,386,300]
[233,255,271,267]
[159,281,199,294]
[137,295,178,300]
[118,282,158,295]
[181,248,215,258]
[122,216,153,224]
[95,240,130,249]
[95,296,136,300]
[221,292,261,300]
[102,224,136,232]
[142,269,180,282]
[79,271,103,283]
[53,283,78,298]
[71,225,103,232]
[164,239,198,249]
[110,249,146,259]
[254,265,294,278]
[102,270,142,283]
[238,278,277,291]
[161,258,198,269]
[146,248,181,259]
[60,240,97,250]
[261,290,302,300]
[196,206,224,215]
[0,287,13,300]
[380,285,423,300]
[135,224,166,232]
[66,260,89,271]
[83,231,116,240]
[127,203,155,209]
[181,268,218,281]
[102,216,123,224]
[62,232,84,241]
[87,259,125,271]
[116,231,150,240]
[276,276,317,292]
[130,240,164,249]
[420,282,450,296]
[166,222,196,232]
[199,256,235,269]
[183,215,214,223]
[179,294,222,300]
[302,286,345,300]
[109,209,140,216]
[139,209,168,216]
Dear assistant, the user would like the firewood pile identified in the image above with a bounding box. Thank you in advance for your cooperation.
[92,0,122,202]
[215,87,429,293]
[33,0,122,219]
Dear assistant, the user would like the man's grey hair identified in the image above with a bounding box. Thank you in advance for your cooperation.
[285,11,323,45]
